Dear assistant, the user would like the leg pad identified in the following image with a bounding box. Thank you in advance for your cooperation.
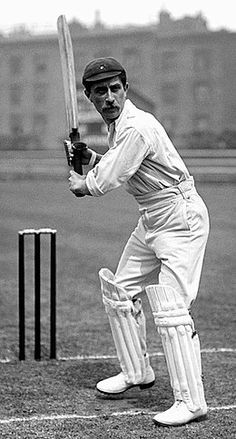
[99,268,146,384]
[146,284,206,412]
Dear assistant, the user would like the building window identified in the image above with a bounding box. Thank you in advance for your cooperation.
[9,55,23,76]
[9,83,23,106]
[10,114,24,135]
[33,55,48,74]
[33,83,48,104]
[161,51,177,72]
[161,83,179,105]
[33,113,47,133]
[194,49,211,72]
[193,82,211,104]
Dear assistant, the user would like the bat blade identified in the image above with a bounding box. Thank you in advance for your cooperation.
[57,15,79,133]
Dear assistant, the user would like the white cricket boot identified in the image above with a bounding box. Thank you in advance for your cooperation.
[153,400,207,426]
[96,354,155,394]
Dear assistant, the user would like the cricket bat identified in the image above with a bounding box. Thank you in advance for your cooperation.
[57,15,86,177]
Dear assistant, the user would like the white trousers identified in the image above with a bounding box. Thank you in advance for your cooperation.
[115,179,210,309]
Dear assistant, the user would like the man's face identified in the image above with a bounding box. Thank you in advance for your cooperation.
[87,76,128,125]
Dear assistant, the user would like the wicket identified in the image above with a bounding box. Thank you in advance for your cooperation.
[18,228,57,361]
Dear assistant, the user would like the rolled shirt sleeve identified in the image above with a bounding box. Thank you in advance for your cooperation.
[86,127,150,197]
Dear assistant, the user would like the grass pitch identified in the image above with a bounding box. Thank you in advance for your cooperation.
[0,178,235,438]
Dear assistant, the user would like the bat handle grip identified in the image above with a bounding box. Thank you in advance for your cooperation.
[69,129,86,174]
[72,142,87,198]
[73,149,83,174]
[72,142,87,174]
[68,130,87,197]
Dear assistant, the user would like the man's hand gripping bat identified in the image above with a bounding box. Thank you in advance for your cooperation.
[57,15,86,193]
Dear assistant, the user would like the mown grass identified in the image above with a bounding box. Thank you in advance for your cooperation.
[0,178,235,437]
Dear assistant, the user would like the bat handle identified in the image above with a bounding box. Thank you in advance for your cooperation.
[72,141,87,198]
[69,129,85,174]
[72,142,87,175]
[69,129,87,197]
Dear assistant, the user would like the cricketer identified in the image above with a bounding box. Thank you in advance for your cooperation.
[68,57,210,427]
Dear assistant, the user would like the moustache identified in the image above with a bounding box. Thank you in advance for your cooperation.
[103,105,119,111]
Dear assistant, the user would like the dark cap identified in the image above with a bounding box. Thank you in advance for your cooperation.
[82,57,126,87]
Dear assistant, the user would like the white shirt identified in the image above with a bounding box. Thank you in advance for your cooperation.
[86,99,190,199]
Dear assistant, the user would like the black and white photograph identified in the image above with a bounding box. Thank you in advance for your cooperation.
[0,1,235,437]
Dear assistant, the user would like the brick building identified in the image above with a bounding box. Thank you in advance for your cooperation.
[0,10,235,151]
